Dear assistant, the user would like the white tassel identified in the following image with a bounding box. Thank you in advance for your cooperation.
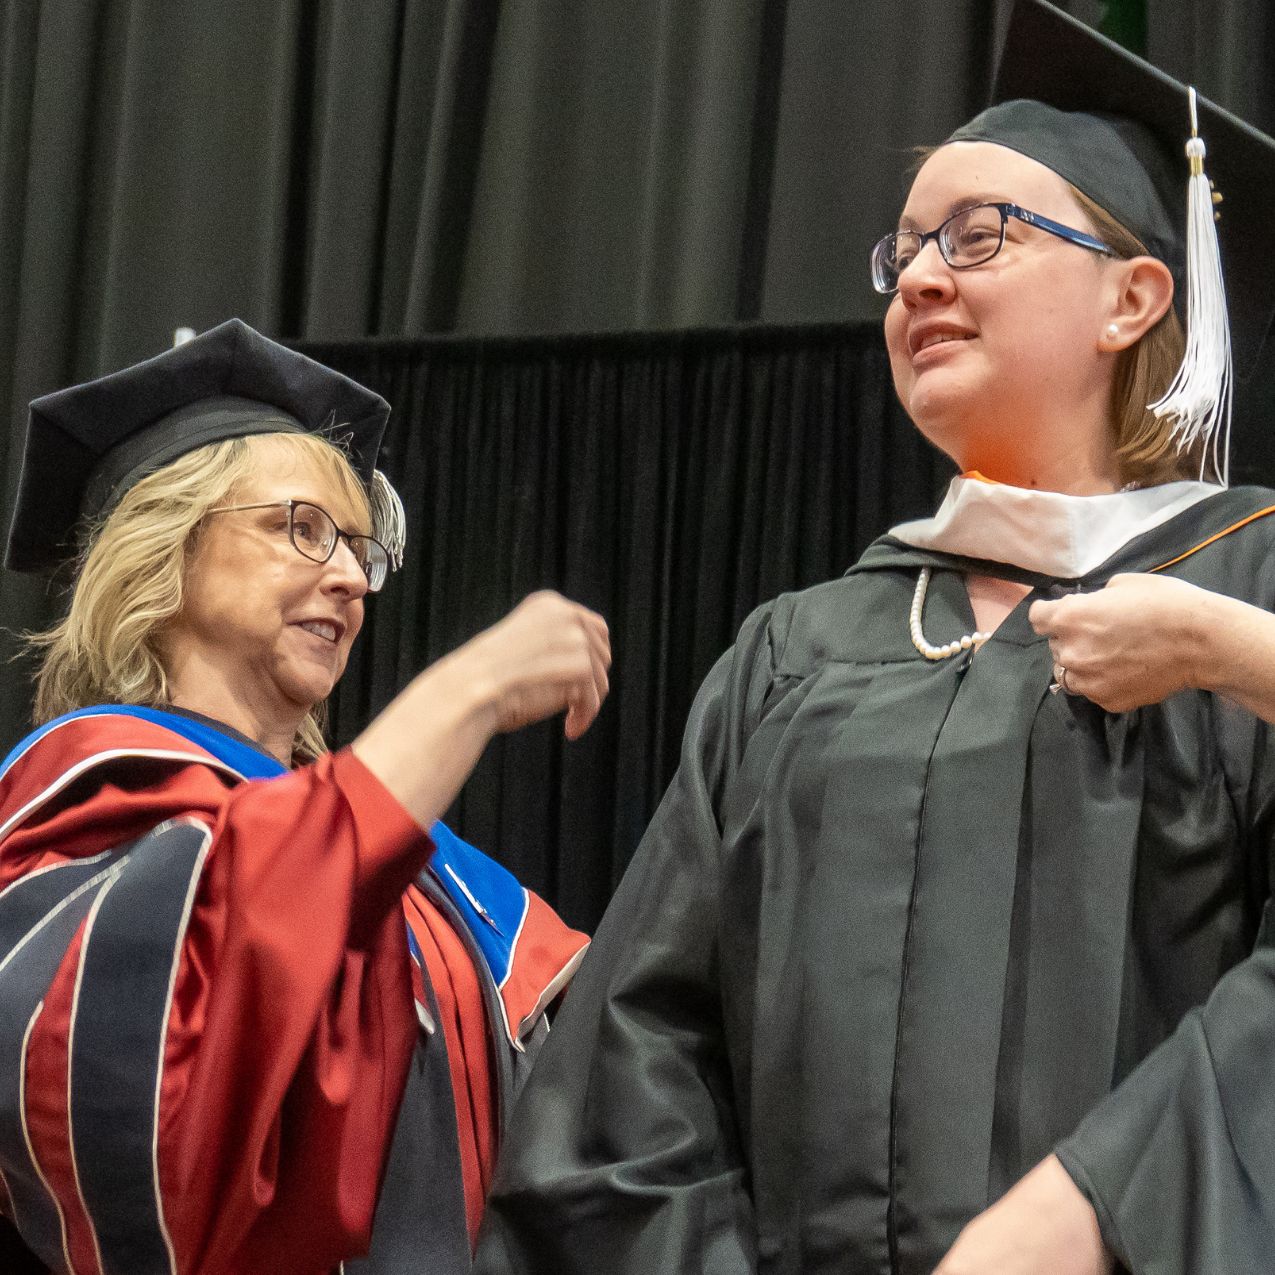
[370,469,407,570]
[1149,87,1233,486]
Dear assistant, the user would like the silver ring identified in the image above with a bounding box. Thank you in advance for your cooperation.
[1054,663,1072,694]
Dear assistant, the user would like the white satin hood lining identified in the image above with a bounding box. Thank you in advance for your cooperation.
[888,477,1223,579]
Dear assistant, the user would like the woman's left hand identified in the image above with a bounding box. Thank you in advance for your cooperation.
[1027,573,1213,711]
[932,1155,1113,1275]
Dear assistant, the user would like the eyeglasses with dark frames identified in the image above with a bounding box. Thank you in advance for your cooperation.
[870,201,1115,295]
[206,499,390,592]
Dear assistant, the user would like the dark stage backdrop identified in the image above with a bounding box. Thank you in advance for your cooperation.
[3,1,1271,505]
[298,323,945,930]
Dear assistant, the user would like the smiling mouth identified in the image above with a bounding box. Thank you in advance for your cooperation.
[913,332,974,356]
[296,620,340,643]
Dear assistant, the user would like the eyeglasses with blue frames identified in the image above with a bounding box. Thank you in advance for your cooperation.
[870,201,1115,295]
[206,499,390,592]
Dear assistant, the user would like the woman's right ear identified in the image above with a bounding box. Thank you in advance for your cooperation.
[1103,255,1175,348]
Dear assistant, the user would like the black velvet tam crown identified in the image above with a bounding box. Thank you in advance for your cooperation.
[7,319,395,575]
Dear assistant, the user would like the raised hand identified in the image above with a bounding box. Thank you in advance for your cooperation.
[457,591,611,740]
[353,592,611,830]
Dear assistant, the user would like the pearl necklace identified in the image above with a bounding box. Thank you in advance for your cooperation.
[908,568,992,661]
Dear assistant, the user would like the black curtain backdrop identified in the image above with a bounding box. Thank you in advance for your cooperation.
[2,3,1269,363]
[301,323,945,930]
[3,1,1271,406]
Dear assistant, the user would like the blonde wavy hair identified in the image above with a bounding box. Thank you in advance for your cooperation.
[29,431,371,764]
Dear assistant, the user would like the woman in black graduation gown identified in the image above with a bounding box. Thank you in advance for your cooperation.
[474,4,1275,1273]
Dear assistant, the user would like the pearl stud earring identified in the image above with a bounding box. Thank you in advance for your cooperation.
[1106,323,1119,339]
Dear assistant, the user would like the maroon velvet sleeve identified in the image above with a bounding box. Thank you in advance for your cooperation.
[0,723,431,1275]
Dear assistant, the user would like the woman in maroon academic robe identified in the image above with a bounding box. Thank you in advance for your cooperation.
[0,319,609,1274]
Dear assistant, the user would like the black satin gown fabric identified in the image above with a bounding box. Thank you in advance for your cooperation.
[475,486,1275,1275]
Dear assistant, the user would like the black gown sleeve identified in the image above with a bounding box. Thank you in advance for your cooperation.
[1056,828,1275,1270]
[474,606,782,1275]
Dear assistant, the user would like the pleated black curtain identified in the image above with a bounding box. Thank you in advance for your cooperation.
[4,1,1271,403]
[299,323,944,928]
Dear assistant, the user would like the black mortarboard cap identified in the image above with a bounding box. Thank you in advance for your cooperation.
[7,318,393,575]
[947,0,1275,382]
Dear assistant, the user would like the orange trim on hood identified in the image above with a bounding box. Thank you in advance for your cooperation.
[1150,505,1275,573]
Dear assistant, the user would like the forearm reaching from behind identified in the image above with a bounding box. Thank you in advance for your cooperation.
[1029,573,1275,719]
